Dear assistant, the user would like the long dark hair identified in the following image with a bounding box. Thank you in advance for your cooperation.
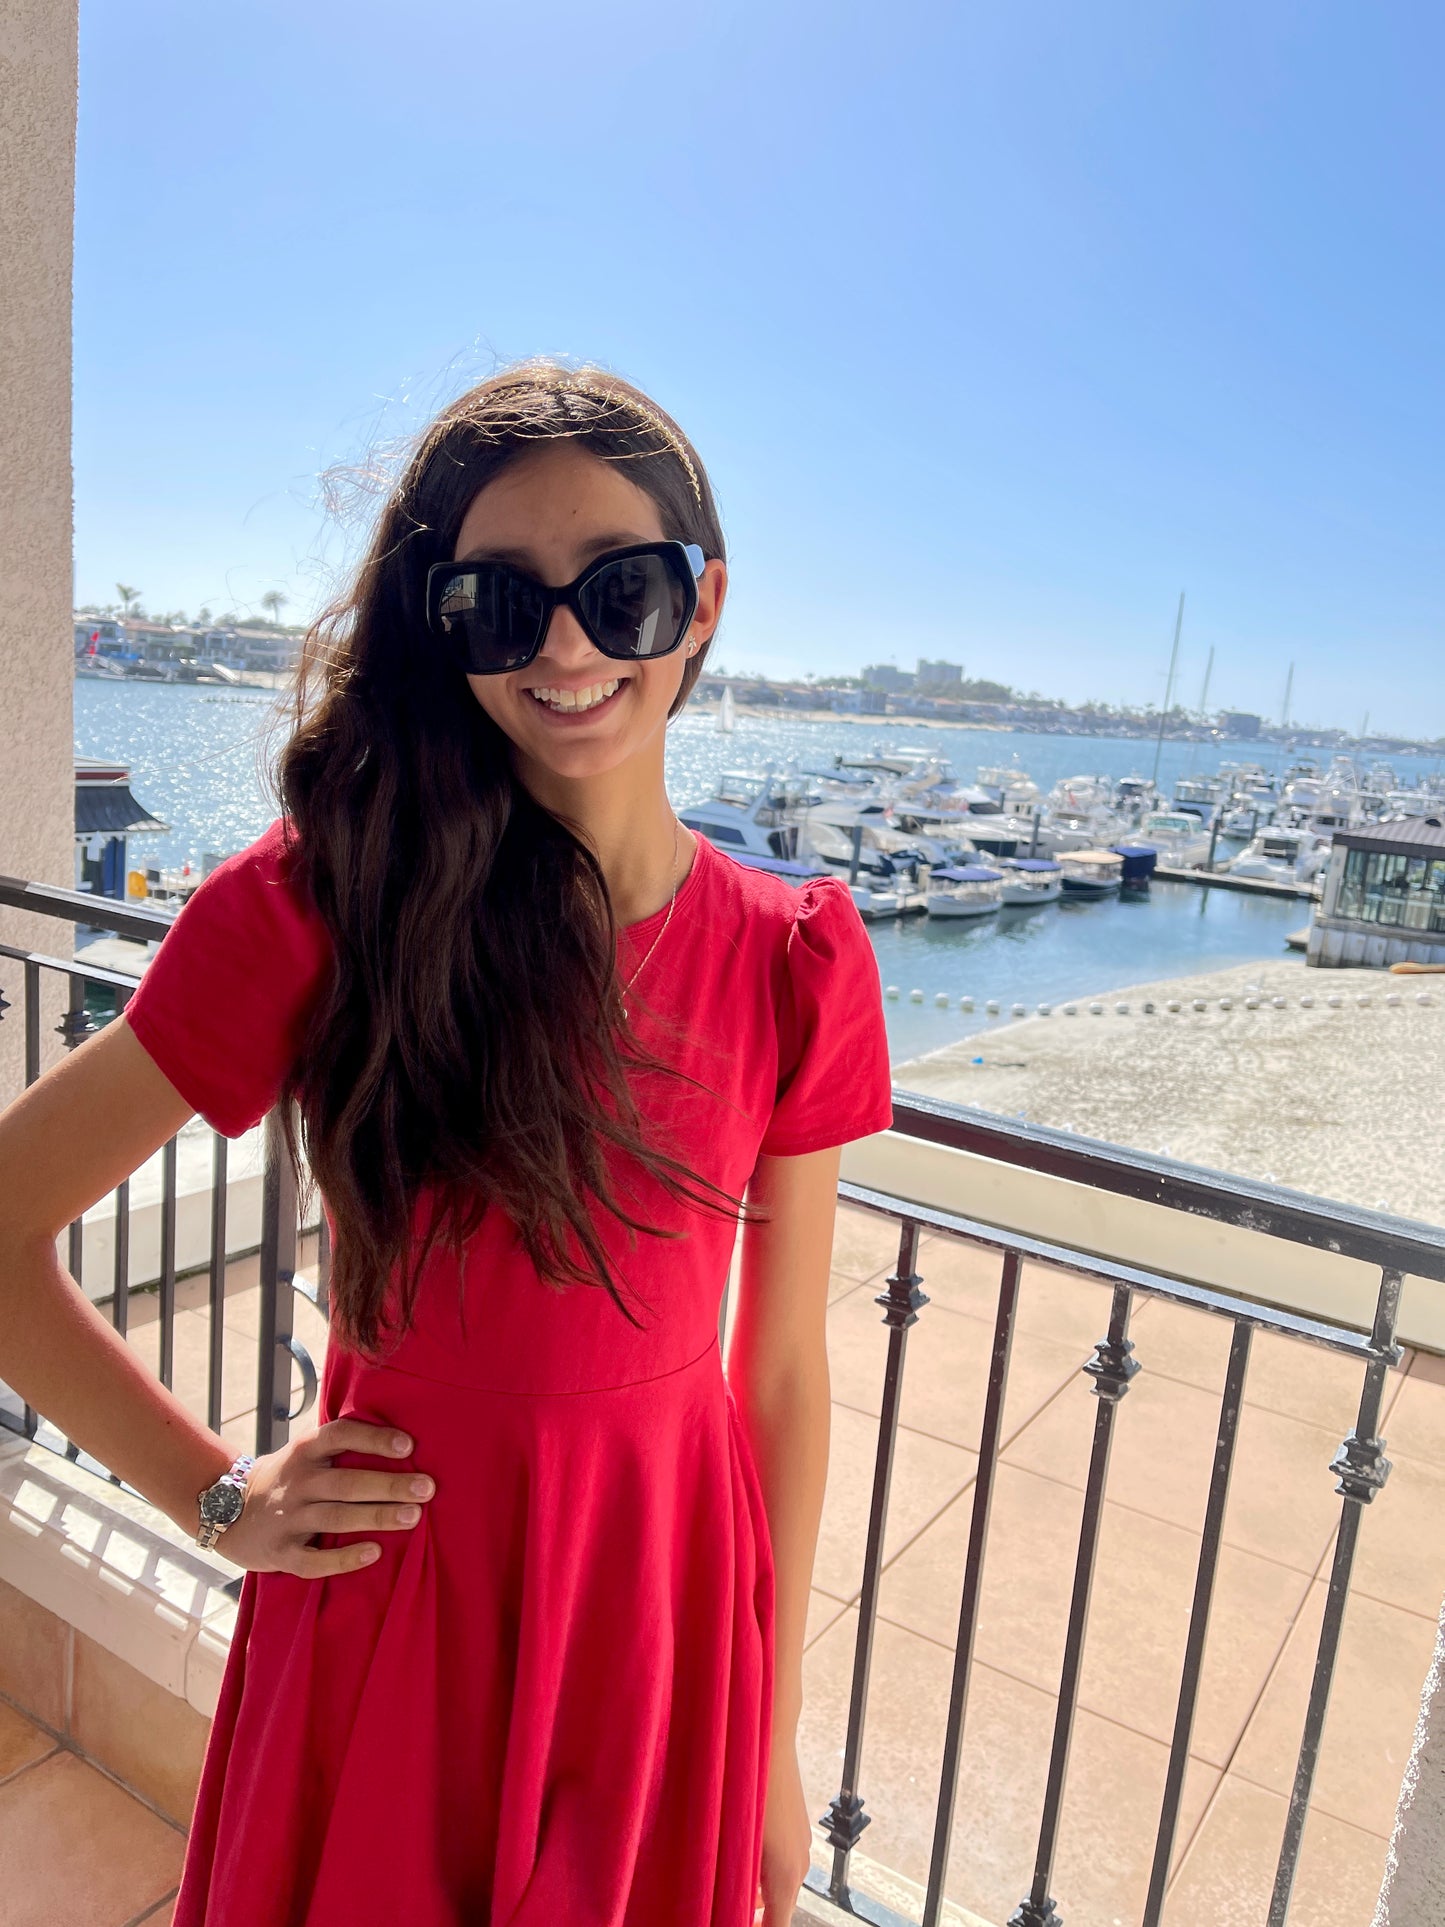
[270,359,743,1359]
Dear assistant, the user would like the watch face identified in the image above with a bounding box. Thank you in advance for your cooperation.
[202,1480,245,1527]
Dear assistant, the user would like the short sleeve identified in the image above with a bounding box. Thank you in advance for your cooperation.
[758,877,895,1157]
[122,819,334,1138]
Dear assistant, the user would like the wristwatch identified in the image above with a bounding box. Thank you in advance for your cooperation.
[196,1454,255,1551]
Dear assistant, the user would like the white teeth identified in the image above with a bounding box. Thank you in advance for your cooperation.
[527,679,620,713]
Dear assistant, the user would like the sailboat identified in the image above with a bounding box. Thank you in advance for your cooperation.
[716,686,736,734]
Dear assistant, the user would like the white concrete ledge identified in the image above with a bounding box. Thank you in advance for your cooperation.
[60,1114,321,1307]
[0,1431,241,1719]
[1374,1596,1445,1925]
[794,1845,994,1926]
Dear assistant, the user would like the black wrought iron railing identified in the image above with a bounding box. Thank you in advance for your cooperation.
[807,1098,1444,1927]
[3,874,1442,1925]
[0,875,328,1461]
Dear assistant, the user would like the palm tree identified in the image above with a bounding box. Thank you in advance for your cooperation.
[115,584,141,617]
[260,590,288,628]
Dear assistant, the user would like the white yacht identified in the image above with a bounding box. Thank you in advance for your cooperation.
[997,857,1062,906]
[678,769,830,880]
[1133,811,1213,867]
[924,864,1005,919]
[976,764,1042,816]
[1173,775,1225,818]
[1227,827,1329,886]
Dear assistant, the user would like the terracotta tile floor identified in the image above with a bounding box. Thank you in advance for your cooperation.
[7,1209,1442,1925]
[0,1707,181,1927]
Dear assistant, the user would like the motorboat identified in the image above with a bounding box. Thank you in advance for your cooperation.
[924,864,1005,919]
[976,765,1042,816]
[1111,775,1162,825]
[1222,803,1270,838]
[844,844,931,919]
[848,875,927,920]
[1057,849,1124,897]
[1227,827,1329,885]
[678,769,830,880]
[1173,775,1225,821]
[943,814,1040,859]
[997,858,1062,906]
[1132,811,1213,868]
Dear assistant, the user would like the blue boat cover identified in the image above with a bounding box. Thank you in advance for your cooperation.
[931,865,1005,883]
[1109,844,1159,880]
[1005,858,1062,872]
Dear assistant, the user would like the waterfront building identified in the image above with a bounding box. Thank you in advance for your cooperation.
[73,755,169,899]
[1307,813,1445,967]
[915,657,964,693]
[861,662,914,692]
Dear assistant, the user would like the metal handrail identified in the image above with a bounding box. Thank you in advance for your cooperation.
[0,872,177,944]
[889,1092,1445,1281]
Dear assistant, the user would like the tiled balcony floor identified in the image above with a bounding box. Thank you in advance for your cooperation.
[0,1705,179,1926]
[4,1210,1441,1926]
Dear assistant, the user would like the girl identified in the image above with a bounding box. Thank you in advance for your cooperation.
[0,359,892,1925]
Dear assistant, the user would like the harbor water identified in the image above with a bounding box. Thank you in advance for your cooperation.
[76,684,1437,1066]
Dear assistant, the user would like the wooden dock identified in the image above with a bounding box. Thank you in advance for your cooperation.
[1151,865,1318,902]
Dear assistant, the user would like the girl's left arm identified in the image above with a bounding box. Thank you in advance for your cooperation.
[728,1142,842,1749]
[730,1144,843,1917]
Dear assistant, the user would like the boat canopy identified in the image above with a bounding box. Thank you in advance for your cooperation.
[1109,844,1159,881]
[930,864,1004,883]
[1062,848,1124,865]
[1004,857,1061,872]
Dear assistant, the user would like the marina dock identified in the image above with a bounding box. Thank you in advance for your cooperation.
[1151,864,1318,901]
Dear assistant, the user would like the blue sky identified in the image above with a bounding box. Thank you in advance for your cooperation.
[75,1,1443,735]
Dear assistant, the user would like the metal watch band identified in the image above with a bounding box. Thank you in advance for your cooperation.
[196,1453,254,1551]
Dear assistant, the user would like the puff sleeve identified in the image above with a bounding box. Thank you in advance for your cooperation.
[122,818,335,1138]
[758,876,894,1157]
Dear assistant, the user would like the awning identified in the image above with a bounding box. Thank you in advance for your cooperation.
[75,782,170,839]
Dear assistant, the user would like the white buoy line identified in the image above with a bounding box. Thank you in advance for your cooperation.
[882,984,1436,1014]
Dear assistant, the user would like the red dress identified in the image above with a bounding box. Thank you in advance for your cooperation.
[123,818,893,1927]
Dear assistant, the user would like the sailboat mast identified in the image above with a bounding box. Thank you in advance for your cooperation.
[1150,591,1186,786]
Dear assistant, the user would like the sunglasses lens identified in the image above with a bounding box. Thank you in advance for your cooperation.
[577,552,689,659]
[436,567,547,671]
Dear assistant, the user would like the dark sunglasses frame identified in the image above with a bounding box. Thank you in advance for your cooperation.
[425,540,707,676]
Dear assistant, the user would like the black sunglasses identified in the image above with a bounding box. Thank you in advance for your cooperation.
[425,540,706,676]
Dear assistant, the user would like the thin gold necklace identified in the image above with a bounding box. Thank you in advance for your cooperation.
[618,815,681,1023]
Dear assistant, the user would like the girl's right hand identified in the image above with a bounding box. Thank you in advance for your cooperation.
[214,1418,435,1576]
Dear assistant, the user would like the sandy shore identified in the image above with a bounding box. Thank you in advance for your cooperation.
[893,956,1445,1225]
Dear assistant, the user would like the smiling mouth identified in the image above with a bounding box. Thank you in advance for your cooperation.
[526,678,624,715]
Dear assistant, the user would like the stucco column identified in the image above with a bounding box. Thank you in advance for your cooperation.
[1374,1593,1445,1925]
[0,0,79,1093]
